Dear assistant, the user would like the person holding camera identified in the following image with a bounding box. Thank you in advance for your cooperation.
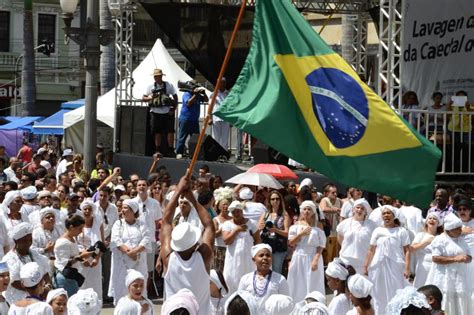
[176,81,209,159]
[142,69,178,156]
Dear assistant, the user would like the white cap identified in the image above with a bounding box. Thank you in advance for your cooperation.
[40,160,51,170]
[171,222,201,252]
[62,149,73,157]
[20,262,44,288]
[114,184,126,192]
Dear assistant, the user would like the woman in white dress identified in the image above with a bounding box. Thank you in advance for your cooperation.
[31,208,62,261]
[237,244,289,314]
[3,191,30,240]
[459,199,474,297]
[76,200,104,300]
[340,188,364,219]
[404,212,442,288]
[325,259,353,315]
[110,199,151,305]
[8,262,53,315]
[346,274,374,315]
[46,289,68,315]
[426,212,472,314]
[336,199,376,273]
[363,206,410,315]
[114,269,154,315]
[212,187,233,273]
[287,200,326,301]
[222,201,260,294]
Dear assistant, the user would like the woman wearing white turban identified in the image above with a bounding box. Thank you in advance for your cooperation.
[336,199,376,273]
[404,212,442,288]
[109,199,151,305]
[325,259,353,315]
[114,269,154,315]
[46,289,68,315]
[425,212,472,314]
[287,201,326,302]
[237,244,289,314]
[32,208,62,261]
[363,206,410,315]
[2,191,30,240]
[346,274,374,315]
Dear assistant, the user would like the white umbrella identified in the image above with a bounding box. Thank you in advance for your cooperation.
[225,172,284,189]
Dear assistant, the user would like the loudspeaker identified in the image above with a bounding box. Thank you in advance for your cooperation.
[119,106,153,156]
[252,141,289,165]
[189,134,230,161]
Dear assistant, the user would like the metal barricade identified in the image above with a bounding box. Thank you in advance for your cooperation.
[399,108,473,175]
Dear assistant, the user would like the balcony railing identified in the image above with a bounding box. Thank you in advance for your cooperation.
[400,108,473,175]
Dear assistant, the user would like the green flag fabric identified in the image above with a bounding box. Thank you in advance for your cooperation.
[214,0,441,206]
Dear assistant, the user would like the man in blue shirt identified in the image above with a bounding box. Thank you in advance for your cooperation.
[176,83,209,158]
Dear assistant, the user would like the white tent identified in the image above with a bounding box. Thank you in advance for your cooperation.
[63,39,209,151]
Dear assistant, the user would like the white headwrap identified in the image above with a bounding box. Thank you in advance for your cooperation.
[123,199,139,213]
[2,190,21,214]
[125,269,145,287]
[239,187,254,200]
[264,294,294,315]
[67,288,102,315]
[300,200,318,219]
[210,270,228,295]
[353,198,372,214]
[0,262,8,273]
[20,186,37,200]
[20,262,44,288]
[305,291,326,305]
[114,299,141,315]
[228,200,244,213]
[383,205,400,219]
[325,260,349,280]
[251,243,272,258]
[347,274,373,298]
[80,199,96,212]
[425,212,442,227]
[161,288,199,315]
[8,222,33,241]
[46,288,68,304]
[444,212,463,231]
[295,302,329,315]
[299,178,313,189]
[386,286,430,315]
[224,291,259,315]
[39,207,56,220]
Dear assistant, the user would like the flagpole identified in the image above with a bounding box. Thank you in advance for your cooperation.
[186,0,248,178]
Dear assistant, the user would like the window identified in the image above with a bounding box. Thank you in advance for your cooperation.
[37,13,56,53]
[0,11,10,52]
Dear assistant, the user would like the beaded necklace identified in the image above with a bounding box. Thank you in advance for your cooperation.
[252,270,272,297]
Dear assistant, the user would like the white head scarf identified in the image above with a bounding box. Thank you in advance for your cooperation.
[304,291,326,305]
[264,295,294,315]
[239,187,254,200]
[46,288,68,304]
[425,212,442,227]
[444,212,463,231]
[67,288,102,315]
[2,190,21,214]
[39,207,56,220]
[20,186,37,200]
[224,291,259,315]
[80,199,96,212]
[386,286,430,315]
[125,269,145,288]
[251,243,272,258]
[161,288,199,315]
[325,260,349,280]
[20,262,44,288]
[300,200,317,214]
[295,302,329,315]
[347,274,373,298]
[123,199,139,213]
[8,222,34,241]
[353,198,372,215]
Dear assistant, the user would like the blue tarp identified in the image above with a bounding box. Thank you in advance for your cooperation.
[0,116,43,131]
[61,99,85,110]
[32,109,71,135]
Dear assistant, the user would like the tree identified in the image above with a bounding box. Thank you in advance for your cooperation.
[22,0,36,115]
[99,0,115,95]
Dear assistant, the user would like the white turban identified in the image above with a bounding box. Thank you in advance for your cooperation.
[39,207,56,220]
[20,262,44,288]
[382,205,405,223]
[123,199,139,213]
[80,199,96,212]
[251,243,272,258]
[300,200,317,215]
[67,288,102,315]
[3,190,21,214]
[114,299,141,315]
[20,186,37,200]
[296,302,329,315]
[299,178,313,189]
[325,260,349,280]
[125,269,145,288]
[426,212,443,227]
[239,187,254,200]
[264,294,294,315]
[224,291,259,315]
[305,291,326,305]
[386,286,430,315]
[228,200,244,213]
[353,198,372,214]
[162,288,199,315]
[8,222,33,241]
[444,212,463,231]
[347,274,373,298]
[0,262,8,273]
[46,288,68,304]
[210,269,228,295]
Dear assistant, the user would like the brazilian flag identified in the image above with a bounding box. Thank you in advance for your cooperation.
[215,0,441,206]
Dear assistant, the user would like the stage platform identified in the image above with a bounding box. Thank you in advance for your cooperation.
[113,153,344,191]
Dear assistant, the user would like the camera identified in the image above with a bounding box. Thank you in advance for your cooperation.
[86,241,108,257]
[178,80,206,95]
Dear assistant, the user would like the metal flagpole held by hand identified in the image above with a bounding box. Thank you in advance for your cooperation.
[185,0,247,178]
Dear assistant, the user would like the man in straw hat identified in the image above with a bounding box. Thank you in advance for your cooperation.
[143,68,178,156]
[160,176,215,315]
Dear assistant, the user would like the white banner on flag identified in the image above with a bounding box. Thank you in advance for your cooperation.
[402,0,474,106]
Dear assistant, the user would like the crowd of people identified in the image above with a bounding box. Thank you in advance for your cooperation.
[0,140,472,315]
